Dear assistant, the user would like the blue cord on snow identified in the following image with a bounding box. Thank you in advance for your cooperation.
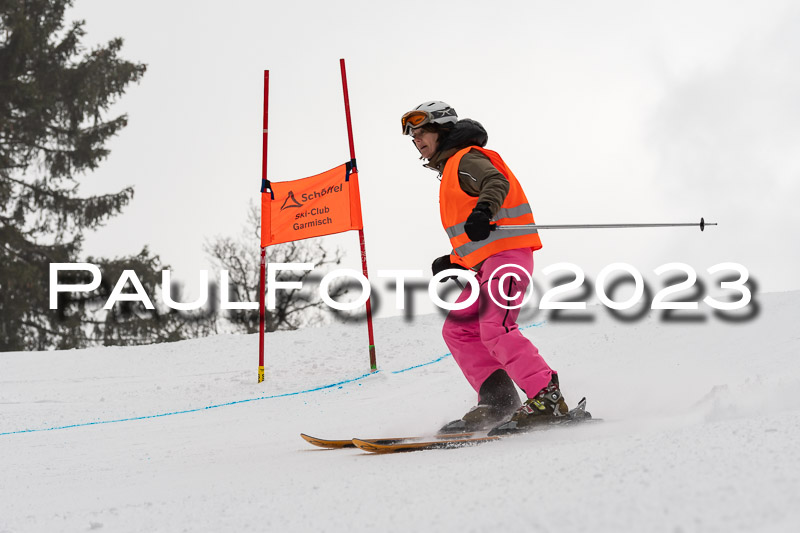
[0,321,545,437]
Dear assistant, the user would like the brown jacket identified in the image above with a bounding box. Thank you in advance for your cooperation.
[425,148,510,216]
[421,118,514,270]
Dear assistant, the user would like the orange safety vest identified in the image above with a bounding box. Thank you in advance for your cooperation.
[440,146,542,268]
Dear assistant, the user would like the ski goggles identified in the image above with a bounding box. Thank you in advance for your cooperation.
[400,107,457,135]
[401,110,432,135]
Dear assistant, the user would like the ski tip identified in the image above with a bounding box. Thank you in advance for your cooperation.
[300,433,321,446]
[300,433,356,449]
[300,433,321,443]
[352,438,385,453]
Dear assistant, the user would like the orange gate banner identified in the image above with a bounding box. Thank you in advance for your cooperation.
[261,162,364,247]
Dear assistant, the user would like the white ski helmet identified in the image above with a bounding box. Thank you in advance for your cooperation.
[401,100,458,135]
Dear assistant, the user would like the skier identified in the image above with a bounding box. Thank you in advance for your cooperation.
[401,101,569,435]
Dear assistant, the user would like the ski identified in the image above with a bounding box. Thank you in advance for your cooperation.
[351,398,598,454]
[300,432,476,450]
[302,398,597,453]
[300,434,359,449]
[352,434,499,453]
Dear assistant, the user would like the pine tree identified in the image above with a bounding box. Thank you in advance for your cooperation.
[0,0,147,350]
[86,247,219,346]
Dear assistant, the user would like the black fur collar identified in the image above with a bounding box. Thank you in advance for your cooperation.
[437,119,488,153]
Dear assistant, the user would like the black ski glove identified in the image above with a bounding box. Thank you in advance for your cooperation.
[464,202,494,241]
[432,255,467,282]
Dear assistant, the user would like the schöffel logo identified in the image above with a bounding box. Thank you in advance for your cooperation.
[299,184,343,203]
[280,183,344,211]
[280,191,303,210]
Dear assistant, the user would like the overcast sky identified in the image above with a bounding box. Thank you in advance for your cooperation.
[66,0,799,317]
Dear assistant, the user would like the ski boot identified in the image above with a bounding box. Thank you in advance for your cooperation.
[439,370,522,434]
[488,375,569,436]
[439,403,520,434]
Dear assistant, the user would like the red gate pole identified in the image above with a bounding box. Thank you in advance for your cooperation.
[339,58,377,372]
[258,70,269,383]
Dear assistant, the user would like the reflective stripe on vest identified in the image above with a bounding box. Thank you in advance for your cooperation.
[439,146,542,268]
[444,204,534,239]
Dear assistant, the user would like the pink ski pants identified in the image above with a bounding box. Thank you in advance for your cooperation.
[442,248,554,400]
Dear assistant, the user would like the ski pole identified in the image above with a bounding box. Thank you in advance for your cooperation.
[493,217,716,232]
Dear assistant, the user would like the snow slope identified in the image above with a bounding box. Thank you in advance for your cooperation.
[2,292,799,533]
